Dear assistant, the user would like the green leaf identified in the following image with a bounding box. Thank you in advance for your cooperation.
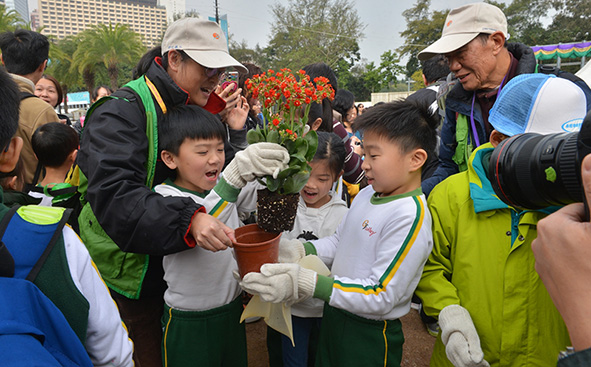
[277,165,301,179]
[291,139,308,162]
[266,176,281,192]
[281,171,311,194]
[267,129,280,144]
[247,129,264,144]
[284,139,296,153]
[304,130,318,161]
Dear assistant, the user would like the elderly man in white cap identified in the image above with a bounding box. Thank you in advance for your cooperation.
[416,73,585,366]
[76,18,251,367]
[420,2,591,197]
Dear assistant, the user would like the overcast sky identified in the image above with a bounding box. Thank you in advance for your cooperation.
[185,0,483,63]
[27,0,486,63]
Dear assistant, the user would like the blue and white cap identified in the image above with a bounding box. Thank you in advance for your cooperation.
[489,73,586,136]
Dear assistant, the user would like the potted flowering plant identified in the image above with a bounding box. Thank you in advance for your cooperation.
[245,69,335,232]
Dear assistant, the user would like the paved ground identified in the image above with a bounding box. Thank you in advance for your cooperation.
[246,308,436,366]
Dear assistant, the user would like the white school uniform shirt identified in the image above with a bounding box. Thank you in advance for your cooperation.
[284,193,348,317]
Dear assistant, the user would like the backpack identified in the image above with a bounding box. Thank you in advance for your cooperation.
[0,206,92,366]
[29,183,82,234]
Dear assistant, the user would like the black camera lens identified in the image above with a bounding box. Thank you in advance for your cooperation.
[489,132,582,209]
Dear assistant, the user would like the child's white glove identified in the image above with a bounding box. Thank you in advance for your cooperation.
[223,143,290,188]
[278,238,306,263]
[239,263,317,306]
[439,305,490,367]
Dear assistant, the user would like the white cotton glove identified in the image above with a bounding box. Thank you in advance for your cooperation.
[223,142,290,188]
[239,263,317,306]
[278,238,306,263]
[439,305,490,367]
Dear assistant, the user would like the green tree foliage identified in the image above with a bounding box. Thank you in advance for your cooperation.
[410,69,424,91]
[229,39,271,70]
[0,3,24,32]
[266,0,364,71]
[398,0,448,78]
[47,36,83,112]
[546,0,591,44]
[498,0,549,45]
[71,23,145,92]
[336,50,405,100]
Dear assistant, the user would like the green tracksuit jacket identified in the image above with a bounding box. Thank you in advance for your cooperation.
[416,143,570,366]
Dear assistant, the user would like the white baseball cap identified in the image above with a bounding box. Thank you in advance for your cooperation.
[418,2,508,61]
[489,74,587,136]
[161,17,246,73]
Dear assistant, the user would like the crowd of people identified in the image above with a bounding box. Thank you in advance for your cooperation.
[0,2,591,367]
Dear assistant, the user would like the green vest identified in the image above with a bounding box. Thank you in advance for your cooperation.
[78,76,159,299]
[452,114,474,173]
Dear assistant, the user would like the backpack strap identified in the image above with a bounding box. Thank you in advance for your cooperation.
[23,163,44,192]
[26,208,72,282]
[0,207,18,278]
[0,205,19,237]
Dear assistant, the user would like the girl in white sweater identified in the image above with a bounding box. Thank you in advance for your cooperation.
[280,131,348,367]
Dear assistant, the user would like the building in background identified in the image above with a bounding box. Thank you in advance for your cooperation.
[37,0,167,48]
[5,0,29,22]
[158,0,184,23]
[30,8,39,30]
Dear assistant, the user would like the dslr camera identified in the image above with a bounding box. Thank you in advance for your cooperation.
[488,110,591,210]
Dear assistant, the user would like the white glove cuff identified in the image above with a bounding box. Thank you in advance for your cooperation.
[222,161,247,189]
[439,304,473,345]
[297,267,317,301]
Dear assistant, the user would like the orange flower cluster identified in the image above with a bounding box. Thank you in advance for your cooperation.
[244,68,335,195]
[246,68,335,135]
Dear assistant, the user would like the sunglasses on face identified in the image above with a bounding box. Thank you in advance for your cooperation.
[204,67,226,78]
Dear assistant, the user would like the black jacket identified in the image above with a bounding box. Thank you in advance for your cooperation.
[78,59,244,257]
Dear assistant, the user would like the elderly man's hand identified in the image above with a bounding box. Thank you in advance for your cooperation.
[190,212,235,252]
[532,154,591,351]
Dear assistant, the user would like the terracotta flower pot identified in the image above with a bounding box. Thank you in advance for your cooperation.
[256,188,300,233]
[233,223,281,278]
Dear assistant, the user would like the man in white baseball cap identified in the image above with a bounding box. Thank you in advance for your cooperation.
[420,2,591,197]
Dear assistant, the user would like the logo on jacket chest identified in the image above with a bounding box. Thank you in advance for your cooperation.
[361,220,377,237]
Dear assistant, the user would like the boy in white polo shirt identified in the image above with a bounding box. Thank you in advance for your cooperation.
[240,99,438,367]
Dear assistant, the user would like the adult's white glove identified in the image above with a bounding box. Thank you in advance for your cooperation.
[239,263,316,306]
[278,238,306,263]
[439,305,490,367]
[223,142,290,188]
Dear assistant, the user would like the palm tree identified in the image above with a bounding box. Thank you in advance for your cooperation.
[0,4,25,32]
[47,36,83,113]
[72,23,145,92]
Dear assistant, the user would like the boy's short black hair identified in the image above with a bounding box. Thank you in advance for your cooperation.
[0,29,49,76]
[159,105,226,155]
[314,132,346,178]
[0,67,20,149]
[354,99,438,156]
[421,54,450,84]
[32,122,79,168]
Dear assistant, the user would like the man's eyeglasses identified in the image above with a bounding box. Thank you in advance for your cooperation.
[204,67,226,79]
